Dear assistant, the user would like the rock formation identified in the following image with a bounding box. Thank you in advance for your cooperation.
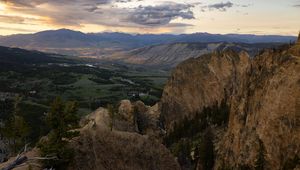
[69,106,179,170]
[160,50,250,130]
[159,43,300,169]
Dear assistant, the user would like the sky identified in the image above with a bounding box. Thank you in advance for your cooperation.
[0,0,299,36]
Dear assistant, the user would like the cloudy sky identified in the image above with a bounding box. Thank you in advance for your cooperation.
[0,0,299,35]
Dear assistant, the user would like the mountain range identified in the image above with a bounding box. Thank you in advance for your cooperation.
[0,29,296,51]
[0,29,296,68]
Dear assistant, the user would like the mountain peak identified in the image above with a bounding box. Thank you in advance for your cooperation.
[35,28,85,35]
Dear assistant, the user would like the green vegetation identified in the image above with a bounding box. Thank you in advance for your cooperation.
[164,100,229,147]
[0,64,167,112]
[283,155,300,170]
[196,129,215,170]
[107,104,117,131]
[37,97,79,169]
[133,105,147,134]
[164,100,229,170]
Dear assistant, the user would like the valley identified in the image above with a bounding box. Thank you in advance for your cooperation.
[0,46,169,145]
[0,29,296,62]
[0,31,299,170]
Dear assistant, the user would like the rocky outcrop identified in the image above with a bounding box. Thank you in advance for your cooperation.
[159,43,300,169]
[70,107,179,170]
[115,100,164,139]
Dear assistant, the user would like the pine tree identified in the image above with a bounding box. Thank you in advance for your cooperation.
[202,129,215,170]
[38,97,79,169]
[107,104,116,131]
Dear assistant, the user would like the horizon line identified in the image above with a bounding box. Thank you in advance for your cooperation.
[0,28,298,37]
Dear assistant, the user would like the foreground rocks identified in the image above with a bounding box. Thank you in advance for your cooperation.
[0,102,178,170]
[70,106,179,170]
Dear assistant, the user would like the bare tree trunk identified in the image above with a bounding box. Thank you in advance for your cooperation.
[2,156,28,170]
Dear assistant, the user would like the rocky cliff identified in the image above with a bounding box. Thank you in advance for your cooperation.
[159,42,300,169]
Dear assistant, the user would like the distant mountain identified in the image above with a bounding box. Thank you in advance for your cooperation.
[0,29,96,48]
[107,42,283,68]
[177,33,298,43]
[0,29,296,52]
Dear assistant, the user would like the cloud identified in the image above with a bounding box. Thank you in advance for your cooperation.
[0,14,43,24]
[0,15,24,23]
[293,4,300,7]
[127,3,195,26]
[2,0,113,6]
[0,26,36,32]
[0,0,195,34]
[2,0,195,28]
[208,1,234,11]
[115,0,132,3]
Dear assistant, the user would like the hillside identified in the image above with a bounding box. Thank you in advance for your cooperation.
[108,42,282,68]
[0,46,73,65]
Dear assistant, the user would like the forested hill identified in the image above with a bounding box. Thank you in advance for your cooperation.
[0,46,74,65]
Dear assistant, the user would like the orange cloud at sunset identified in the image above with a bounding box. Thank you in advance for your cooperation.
[0,0,299,35]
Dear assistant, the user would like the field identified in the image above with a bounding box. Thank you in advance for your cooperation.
[0,62,169,111]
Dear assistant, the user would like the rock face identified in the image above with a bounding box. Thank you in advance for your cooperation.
[160,50,250,130]
[159,44,300,169]
[114,100,163,137]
